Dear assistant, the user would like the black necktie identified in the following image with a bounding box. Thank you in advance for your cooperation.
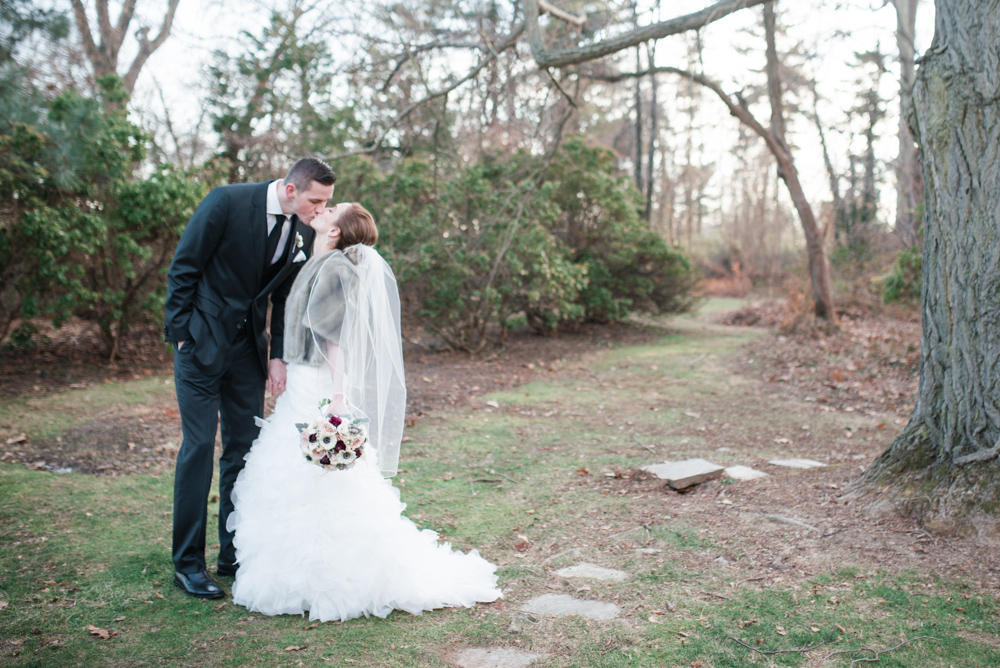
[265,214,287,266]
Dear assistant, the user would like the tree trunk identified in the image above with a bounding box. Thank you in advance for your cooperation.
[892,0,923,246]
[763,3,836,320]
[854,0,1000,536]
[633,46,644,194]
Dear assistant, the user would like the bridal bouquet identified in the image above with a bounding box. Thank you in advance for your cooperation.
[296,399,369,471]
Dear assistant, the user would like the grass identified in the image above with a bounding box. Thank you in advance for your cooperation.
[0,376,176,441]
[2,299,999,666]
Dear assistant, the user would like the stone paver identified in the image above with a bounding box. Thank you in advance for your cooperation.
[724,464,768,480]
[520,594,620,620]
[452,647,545,668]
[553,563,629,581]
[641,458,725,489]
[768,458,826,469]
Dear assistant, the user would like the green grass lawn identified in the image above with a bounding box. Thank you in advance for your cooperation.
[2,302,998,667]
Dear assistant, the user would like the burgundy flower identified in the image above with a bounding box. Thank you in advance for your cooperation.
[309,434,317,443]
[353,448,362,458]
[319,455,331,466]
[334,440,346,453]
[328,415,343,427]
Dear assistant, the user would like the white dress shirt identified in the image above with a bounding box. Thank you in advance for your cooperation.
[266,181,292,265]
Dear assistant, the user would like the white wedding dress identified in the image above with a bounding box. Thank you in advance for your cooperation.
[228,364,501,621]
[228,247,500,622]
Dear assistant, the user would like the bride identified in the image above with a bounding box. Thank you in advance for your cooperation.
[227,202,501,621]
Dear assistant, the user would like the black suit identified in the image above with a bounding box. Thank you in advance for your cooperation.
[164,180,316,574]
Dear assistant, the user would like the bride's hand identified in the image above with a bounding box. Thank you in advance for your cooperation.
[268,359,287,397]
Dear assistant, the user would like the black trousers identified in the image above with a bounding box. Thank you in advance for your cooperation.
[171,330,265,574]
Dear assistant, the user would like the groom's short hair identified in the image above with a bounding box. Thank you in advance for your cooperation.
[286,157,336,191]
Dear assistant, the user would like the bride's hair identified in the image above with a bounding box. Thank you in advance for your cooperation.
[335,203,378,249]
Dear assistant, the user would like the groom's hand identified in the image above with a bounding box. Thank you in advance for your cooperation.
[268,359,288,397]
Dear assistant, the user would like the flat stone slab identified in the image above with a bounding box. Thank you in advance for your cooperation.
[553,563,629,582]
[452,648,545,668]
[642,458,724,489]
[768,458,826,469]
[520,594,620,620]
[725,465,768,480]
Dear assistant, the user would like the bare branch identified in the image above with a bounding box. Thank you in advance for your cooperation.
[328,23,526,160]
[70,0,104,74]
[113,0,138,54]
[524,0,768,68]
[538,0,586,27]
[122,0,180,93]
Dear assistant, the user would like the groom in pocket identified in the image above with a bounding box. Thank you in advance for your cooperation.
[164,157,335,598]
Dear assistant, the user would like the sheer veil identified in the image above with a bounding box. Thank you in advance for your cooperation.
[305,245,406,476]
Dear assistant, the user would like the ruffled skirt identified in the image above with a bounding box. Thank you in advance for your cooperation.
[228,363,501,621]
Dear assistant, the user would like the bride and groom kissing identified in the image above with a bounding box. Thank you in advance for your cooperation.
[163,157,500,621]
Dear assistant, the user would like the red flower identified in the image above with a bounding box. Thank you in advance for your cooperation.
[319,455,331,466]
[328,414,343,427]
[334,440,346,453]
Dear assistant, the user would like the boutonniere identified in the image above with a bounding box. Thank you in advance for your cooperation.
[295,232,304,249]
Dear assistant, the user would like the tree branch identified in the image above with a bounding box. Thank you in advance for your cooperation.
[112,0,138,54]
[122,0,179,93]
[538,0,586,27]
[70,0,103,73]
[328,22,526,160]
[524,0,768,68]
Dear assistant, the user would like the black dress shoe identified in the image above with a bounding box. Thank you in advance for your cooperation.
[174,570,224,599]
[216,563,238,577]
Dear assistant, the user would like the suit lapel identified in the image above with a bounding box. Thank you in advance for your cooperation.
[256,216,312,299]
[251,181,272,289]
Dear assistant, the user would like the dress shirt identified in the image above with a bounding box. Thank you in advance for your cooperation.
[266,181,292,265]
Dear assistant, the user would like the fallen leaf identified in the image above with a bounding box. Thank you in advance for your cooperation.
[575,466,589,476]
[513,541,529,552]
[0,601,8,611]
[87,625,115,639]
[774,438,791,444]
[6,434,27,445]
[776,625,787,636]
[304,623,318,630]
[684,411,701,418]
[284,645,306,651]
[835,623,848,633]
[810,626,820,632]
[155,593,164,599]
[648,615,664,624]
[486,400,500,409]
[113,616,125,622]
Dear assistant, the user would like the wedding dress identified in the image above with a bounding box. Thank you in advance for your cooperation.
[227,246,500,621]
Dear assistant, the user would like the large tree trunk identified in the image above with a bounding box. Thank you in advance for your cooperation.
[892,0,923,246]
[854,0,1000,536]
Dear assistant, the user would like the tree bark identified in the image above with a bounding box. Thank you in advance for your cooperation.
[892,0,923,246]
[854,0,1000,535]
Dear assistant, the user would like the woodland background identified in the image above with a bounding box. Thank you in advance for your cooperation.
[0,0,927,360]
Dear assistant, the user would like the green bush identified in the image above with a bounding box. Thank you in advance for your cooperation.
[0,75,211,357]
[333,139,697,349]
[881,244,922,304]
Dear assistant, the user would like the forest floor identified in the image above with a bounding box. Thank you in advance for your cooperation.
[1,299,998,668]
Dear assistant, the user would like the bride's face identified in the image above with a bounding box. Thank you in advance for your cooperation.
[311,204,348,250]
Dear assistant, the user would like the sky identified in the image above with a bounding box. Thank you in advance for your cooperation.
[110,0,936,232]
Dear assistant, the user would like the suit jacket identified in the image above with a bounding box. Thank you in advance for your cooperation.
[163,181,317,376]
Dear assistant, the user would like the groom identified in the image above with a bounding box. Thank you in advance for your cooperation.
[164,157,335,598]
